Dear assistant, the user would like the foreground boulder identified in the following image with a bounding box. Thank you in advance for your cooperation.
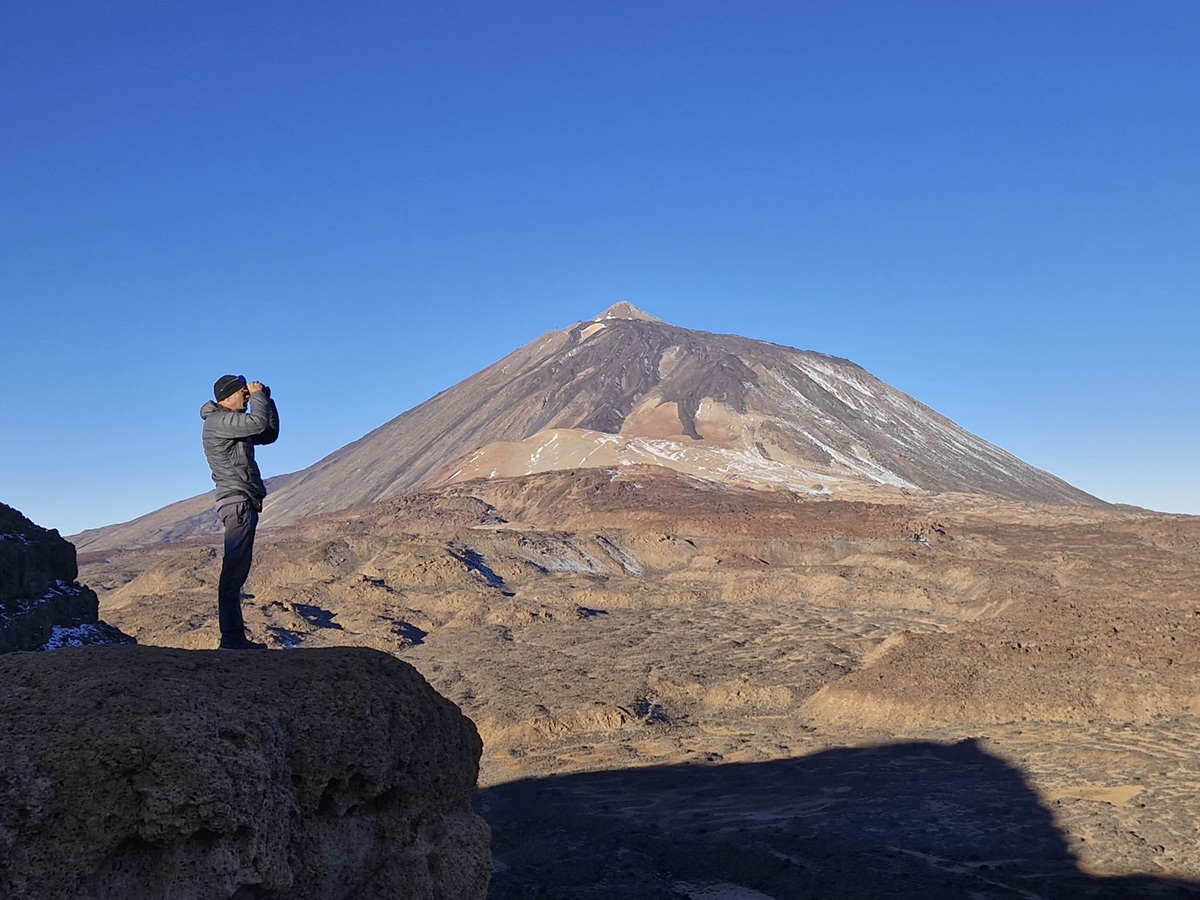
[0,502,133,652]
[0,645,490,899]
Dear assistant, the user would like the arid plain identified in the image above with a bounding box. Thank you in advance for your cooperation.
[81,466,1200,898]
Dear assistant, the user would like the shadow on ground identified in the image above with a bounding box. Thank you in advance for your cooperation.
[476,739,1199,899]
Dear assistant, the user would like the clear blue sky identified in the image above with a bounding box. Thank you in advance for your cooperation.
[3,1,1198,535]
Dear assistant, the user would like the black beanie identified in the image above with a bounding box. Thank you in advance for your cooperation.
[214,374,246,402]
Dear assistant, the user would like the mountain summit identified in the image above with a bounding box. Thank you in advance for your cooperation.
[74,306,1102,550]
[595,301,664,323]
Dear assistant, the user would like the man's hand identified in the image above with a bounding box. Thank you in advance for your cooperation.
[247,381,265,394]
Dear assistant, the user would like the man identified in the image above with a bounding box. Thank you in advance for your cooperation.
[200,374,280,650]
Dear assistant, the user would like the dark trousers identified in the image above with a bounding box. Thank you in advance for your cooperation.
[217,500,259,639]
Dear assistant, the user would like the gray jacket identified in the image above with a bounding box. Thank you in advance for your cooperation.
[200,393,280,508]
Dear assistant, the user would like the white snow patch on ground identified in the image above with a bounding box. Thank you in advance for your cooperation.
[799,355,876,395]
[634,440,688,463]
[41,623,113,650]
[577,434,620,465]
[529,433,559,466]
[768,370,821,413]
[631,439,850,495]
[597,436,851,497]
[40,580,83,601]
[596,536,644,575]
[800,434,916,489]
[579,322,608,339]
[0,533,31,544]
[848,443,917,488]
[518,539,610,574]
[2,580,87,624]
[774,361,1044,486]
[534,556,597,573]
[797,365,861,410]
[793,357,881,411]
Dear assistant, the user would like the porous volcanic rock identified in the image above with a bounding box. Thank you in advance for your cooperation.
[0,502,132,652]
[0,645,490,899]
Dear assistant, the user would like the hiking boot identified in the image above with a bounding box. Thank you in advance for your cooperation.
[218,636,268,650]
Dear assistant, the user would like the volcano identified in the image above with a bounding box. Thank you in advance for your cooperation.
[73,302,1101,551]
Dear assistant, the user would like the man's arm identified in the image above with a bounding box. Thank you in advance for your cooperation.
[203,405,274,440]
[250,384,279,446]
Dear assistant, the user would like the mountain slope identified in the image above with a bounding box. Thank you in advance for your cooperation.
[74,303,1102,551]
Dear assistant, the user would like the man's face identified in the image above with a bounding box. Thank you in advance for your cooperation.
[220,386,250,411]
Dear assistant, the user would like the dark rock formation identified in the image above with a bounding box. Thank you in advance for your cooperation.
[0,502,133,652]
[0,645,490,899]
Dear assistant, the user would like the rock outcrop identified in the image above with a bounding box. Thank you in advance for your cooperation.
[0,645,491,899]
[0,502,132,652]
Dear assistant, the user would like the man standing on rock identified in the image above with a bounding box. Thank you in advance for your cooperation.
[200,375,279,650]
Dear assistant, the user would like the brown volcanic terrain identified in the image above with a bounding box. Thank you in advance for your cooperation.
[81,468,1200,897]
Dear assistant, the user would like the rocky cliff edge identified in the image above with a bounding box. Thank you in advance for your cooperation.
[1,502,132,652]
[0,645,490,899]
